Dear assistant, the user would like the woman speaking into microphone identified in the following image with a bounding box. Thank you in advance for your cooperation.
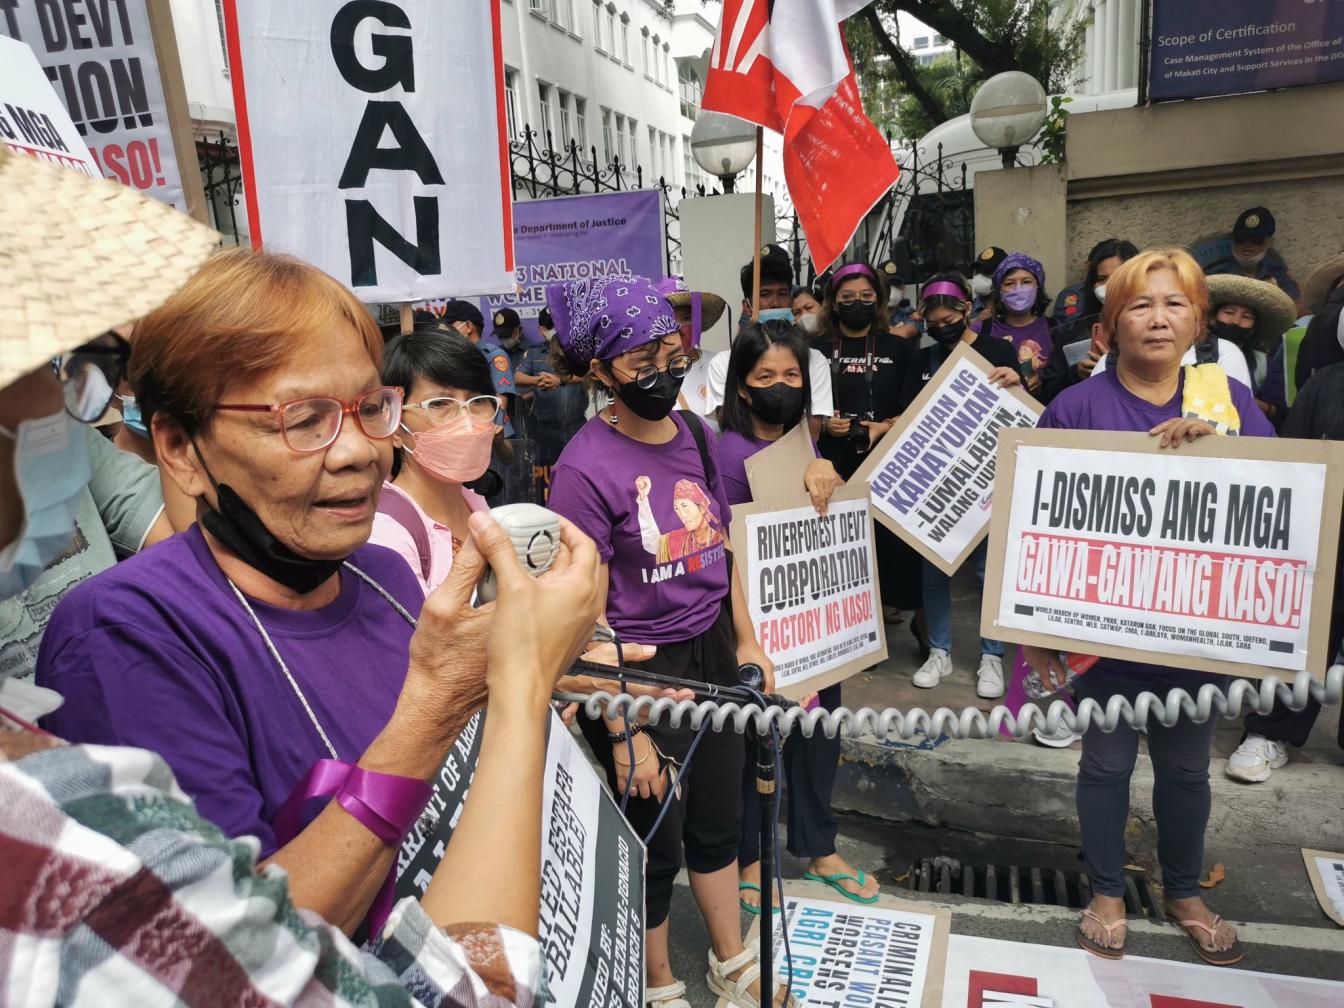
[545,275,793,1008]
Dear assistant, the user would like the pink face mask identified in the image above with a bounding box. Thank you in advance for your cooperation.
[401,414,496,484]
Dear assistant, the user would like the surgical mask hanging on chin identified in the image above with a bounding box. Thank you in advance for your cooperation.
[615,368,684,421]
[401,415,496,484]
[0,411,91,601]
[192,444,346,595]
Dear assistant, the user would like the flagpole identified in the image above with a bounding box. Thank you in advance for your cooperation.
[750,126,765,321]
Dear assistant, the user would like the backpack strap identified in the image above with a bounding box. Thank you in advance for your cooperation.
[377,486,432,582]
[678,409,718,490]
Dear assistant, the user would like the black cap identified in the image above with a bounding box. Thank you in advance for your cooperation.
[491,307,521,332]
[538,307,554,329]
[878,260,903,286]
[740,243,793,297]
[1232,207,1275,243]
[972,246,1007,276]
[437,300,485,329]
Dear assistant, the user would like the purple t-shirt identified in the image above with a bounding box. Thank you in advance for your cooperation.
[973,316,1053,373]
[717,427,820,508]
[1038,367,1274,683]
[1038,366,1274,437]
[549,412,732,645]
[37,525,423,854]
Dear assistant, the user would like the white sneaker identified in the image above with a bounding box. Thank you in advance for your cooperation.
[1226,734,1288,783]
[1032,723,1081,747]
[976,654,1005,699]
[913,648,952,688]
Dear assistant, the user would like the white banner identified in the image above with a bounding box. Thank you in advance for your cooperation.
[858,345,1041,575]
[772,896,939,1008]
[993,443,1326,672]
[0,35,97,174]
[224,0,515,302]
[941,933,1344,1007]
[743,496,884,694]
[0,0,185,207]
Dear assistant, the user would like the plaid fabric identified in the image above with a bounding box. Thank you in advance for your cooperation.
[0,743,540,1007]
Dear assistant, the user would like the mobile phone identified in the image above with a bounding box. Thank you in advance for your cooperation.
[1018,357,1037,381]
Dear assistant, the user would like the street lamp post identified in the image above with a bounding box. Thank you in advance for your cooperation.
[969,71,1049,169]
[690,110,757,192]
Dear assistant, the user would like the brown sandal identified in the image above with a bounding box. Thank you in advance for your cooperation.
[1076,908,1127,959]
[1166,913,1244,967]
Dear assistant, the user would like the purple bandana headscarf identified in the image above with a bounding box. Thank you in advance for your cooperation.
[993,252,1046,290]
[545,274,680,369]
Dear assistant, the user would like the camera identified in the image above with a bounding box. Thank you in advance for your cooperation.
[840,411,875,454]
[475,503,561,604]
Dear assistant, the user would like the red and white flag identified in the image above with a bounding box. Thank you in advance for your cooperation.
[703,0,899,273]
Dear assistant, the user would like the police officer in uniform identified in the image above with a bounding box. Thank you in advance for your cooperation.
[492,307,527,376]
[969,246,1007,322]
[1193,207,1302,303]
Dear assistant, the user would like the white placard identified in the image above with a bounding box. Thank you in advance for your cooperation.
[1062,338,1093,367]
[994,444,1325,672]
[0,2,185,206]
[224,0,515,302]
[0,34,104,176]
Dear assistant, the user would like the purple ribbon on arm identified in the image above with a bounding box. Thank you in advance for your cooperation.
[273,758,433,935]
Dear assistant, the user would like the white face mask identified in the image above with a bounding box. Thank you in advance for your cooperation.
[1234,249,1268,267]
[1094,285,1107,305]
[797,313,821,335]
[970,274,994,298]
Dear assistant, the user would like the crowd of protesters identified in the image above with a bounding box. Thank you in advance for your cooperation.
[4,133,1344,1008]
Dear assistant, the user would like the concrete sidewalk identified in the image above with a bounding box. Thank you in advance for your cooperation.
[828,568,1344,859]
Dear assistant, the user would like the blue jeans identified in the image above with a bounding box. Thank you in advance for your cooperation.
[921,542,1002,657]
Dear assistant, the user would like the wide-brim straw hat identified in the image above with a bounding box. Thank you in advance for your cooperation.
[1302,252,1344,315]
[1206,274,1296,342]
[664,288,727,330]
[1,143,218,388]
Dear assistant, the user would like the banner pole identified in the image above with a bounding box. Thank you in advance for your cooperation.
[145,0,209,223]
[400,303,413,335]
[750,126,765,322]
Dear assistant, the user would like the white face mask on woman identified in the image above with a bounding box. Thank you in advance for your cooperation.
[797,313,821,335]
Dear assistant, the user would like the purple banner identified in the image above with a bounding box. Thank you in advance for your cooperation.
[477,189,666,344]
[1149,0,1344,101]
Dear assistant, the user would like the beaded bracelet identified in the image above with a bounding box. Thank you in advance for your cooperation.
[607,723,646,743]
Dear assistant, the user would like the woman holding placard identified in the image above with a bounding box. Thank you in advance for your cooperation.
[716,320,875,911]
[898,274,1021,699]
[1026,248,1274,967]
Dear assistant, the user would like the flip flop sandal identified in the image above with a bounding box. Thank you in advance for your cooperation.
[1166,913,1244,967]
[802,869,880,904]
[645,979,691,1008]
[738,882,781,916]
[706,942,798,1008]
[1076,908,1127,959]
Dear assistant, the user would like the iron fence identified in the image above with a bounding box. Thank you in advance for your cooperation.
[197,131,245,246]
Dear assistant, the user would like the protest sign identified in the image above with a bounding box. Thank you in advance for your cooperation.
[1148,1,1344,102]
[853,345,1041,576]
[0,35,97,174]
[224,0,515,303]
[940,932,1344,1007]
[742,884,949,1008]
[396,710,645,1008]
[0,0,189,207]
[982,429,1344,680]
[731,486,887,699]
[1302,848,1344,928]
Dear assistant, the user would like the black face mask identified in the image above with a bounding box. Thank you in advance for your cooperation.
[835,301,877,331]
[745,381,805,426]
[1210,319,1254,348]
[194,445,346,594]
[615,368,684,421]
[926,319,967,347]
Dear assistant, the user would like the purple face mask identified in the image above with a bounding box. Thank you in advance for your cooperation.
[1002,286,1037,313]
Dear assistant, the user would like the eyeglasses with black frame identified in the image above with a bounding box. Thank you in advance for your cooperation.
[54,331,131,424]
[612,353,695,390]
[214,387,404,454]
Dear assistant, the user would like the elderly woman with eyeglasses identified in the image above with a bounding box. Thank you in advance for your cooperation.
[36,248,543,938]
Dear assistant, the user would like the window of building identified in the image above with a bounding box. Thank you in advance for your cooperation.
[642,33,650,76]
[538,81,553,140]
[648,126,657,177]
[529,0,552,19]
[625,117,637,168]
[605,8,616,54]
[913,36,929,49]
[683,133,692,183]
[574,97,587,149]
[554,0,572,30]
[504,68,520,141]
[659,133,670,181]
[214,0,230,70]
[934,33,946,44]
[614,113,626,162]
[601,107,614,162]
[558,90,573,146]
[620,18,630,63]
[593,1,604,51]
[679,62,702,119]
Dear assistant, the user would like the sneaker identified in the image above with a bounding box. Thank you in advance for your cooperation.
[976,654,1005,699]
[1032,723,1081,747]
[1226,734,1288,783]
[912,648,952,688]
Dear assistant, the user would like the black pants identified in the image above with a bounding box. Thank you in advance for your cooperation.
[578,604,744,929]
[739,683,841,867]
[1243,609,1344,750]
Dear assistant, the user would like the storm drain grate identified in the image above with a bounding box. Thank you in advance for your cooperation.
[902,856,1160,919]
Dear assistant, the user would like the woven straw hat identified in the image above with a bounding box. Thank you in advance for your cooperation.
[1,143,218,388]
[1302,252,1344,314]
[1206,274,1296,342]
[663,287,727,330]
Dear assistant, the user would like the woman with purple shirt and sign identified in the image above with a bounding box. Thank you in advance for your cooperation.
[1027,248,1272,968]
[973,252,1055,397]
[545,276,793,1008]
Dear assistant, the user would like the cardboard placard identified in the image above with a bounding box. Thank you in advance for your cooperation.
[1302,848,1344,928]
[852,343,1042,575]
[745,420,820,506]
[0,35,98,175]
[731,481,887,700]
[396,710,645,1007]
[739,882,949,1008]
[982,428,1344,681]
